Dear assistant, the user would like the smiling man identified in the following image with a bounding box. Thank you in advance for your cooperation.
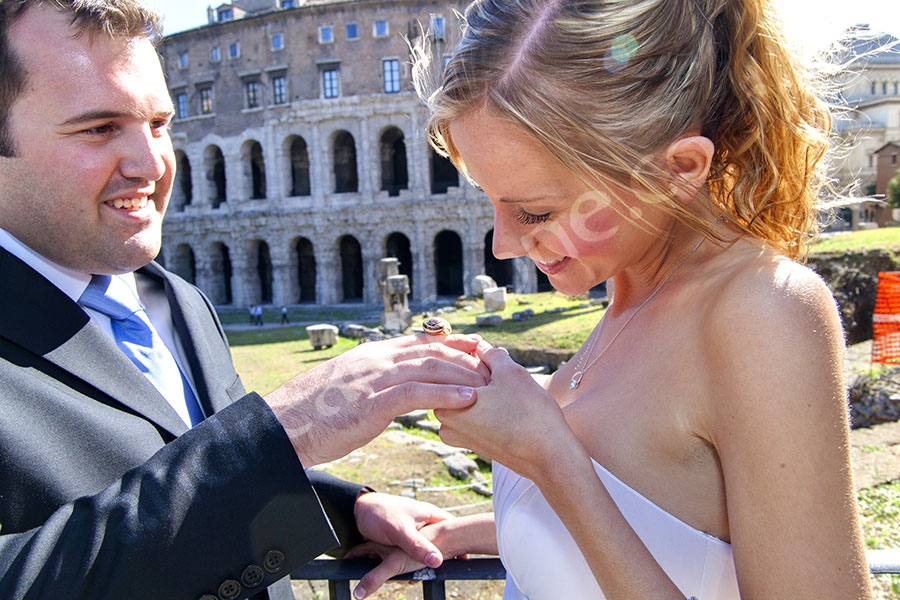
[0,1,486,599]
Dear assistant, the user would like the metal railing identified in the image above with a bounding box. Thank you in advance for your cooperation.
[291,557,506,600]
[292,550,900,600]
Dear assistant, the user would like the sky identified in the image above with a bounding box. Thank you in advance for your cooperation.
[144,0,900,50]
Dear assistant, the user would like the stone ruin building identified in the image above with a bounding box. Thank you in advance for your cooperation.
[155,0,556,308]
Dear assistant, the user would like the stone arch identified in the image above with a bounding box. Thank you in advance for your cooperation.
[242,140,267,199]
[204,145,226,208]
[256,240,273,303]
[293,236,317,303]
[209,241,233,305]
[430,147,458,194]
[434,230,463,297]
[385,231,413,299]
[379,127,408,196]
[173,243,196,285]
[484,229,514,288]
[339,235,363,302]
[333,131,359,193]
[171,150,193,211]
[286,135,311,197]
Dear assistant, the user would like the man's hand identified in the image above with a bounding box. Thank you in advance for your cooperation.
[354,493,451,568]
[348,494,453,600]
[265,334,487,466]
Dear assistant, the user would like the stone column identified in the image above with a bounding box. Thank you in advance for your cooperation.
[421,224,437,302]
[224,143,243,205]
[311,122,327,208]
[229,240,252,307]
[193,239,213,299]
[269,233,293,306]
[358,117,373,197]
[188,146,208,210]
[363,234,381,305]
[316,237,339,305]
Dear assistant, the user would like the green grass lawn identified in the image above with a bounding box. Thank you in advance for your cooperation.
[417,291,606,350]
[813,227,900,254]
[225,291,604,395]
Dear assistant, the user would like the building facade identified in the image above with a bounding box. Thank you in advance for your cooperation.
[157,0,545,307]
[832,28,900,224]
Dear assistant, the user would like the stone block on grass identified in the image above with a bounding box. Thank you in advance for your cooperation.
[306,324,338,350]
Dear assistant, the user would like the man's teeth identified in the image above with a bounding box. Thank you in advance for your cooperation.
[109,197,149,209]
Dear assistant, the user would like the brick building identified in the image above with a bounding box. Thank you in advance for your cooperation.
[157,0,546,308]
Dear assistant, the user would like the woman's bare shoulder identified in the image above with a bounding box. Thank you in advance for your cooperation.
[703,243,841,345]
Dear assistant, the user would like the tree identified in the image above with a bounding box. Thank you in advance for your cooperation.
[888,172,900,209]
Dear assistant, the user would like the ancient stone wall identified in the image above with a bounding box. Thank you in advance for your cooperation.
[157,0,537,307]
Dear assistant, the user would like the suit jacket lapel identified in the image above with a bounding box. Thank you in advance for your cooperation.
[0,248,189,438]
[139,262,237,416]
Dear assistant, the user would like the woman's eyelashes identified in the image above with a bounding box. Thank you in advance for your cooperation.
[514,208,551,225]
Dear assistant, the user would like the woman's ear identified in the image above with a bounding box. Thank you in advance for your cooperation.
[665,136,714,204]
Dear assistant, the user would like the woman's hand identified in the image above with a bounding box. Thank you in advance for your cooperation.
[435,341,581,482]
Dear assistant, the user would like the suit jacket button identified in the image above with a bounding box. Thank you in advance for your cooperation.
[198,595,218,600]
[218,579,242,600]
[241,564,265,587]
[263,549,285,573]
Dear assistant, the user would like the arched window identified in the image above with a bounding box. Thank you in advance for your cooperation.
[243,141,267,199]
[204,145,226,208]
[288,136,311,196]
[256,241,273,303]
[385,232,413,298]
[333,131,358,193]
[340,235,363,301]
[172,151,192,211]
[209,242,233,305]
[484,229,514,288]
[173,243,196,285]
[430,147,458,194]
[434,230,463,296]
[380,127,408,196]
[295,237,316,303]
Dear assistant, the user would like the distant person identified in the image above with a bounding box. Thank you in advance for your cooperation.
[280,305,289,325]
[0,1,487,598]
[351,0,873,598]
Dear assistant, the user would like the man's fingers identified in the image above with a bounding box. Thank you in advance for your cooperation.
[389,343,490,380]
[373,382,476,417]
[388,356,487,388]
[392,524,443,568]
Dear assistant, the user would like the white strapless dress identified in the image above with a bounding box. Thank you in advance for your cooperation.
[493,459,740,599]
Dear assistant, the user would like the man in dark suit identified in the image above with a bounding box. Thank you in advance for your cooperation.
[0,2,486,599]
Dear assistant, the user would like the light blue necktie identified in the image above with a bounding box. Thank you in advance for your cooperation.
[79,274,204,427]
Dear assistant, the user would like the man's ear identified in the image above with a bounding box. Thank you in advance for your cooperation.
[665,136,714,204]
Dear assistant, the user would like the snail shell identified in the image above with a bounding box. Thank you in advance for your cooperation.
[422,316,452,336]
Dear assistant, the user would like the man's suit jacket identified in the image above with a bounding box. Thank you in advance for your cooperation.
[0,248,364,600]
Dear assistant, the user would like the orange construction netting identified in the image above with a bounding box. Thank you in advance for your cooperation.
[872,271,900,365]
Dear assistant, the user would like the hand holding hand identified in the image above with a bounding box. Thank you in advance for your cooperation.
[436,341,577,482]
[265,334,489,466]
[353,492,452,569]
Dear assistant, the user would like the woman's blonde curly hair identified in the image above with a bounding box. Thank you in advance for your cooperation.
[413,0,833,261]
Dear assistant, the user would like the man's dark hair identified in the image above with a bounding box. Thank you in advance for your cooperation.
[0,0,162,156]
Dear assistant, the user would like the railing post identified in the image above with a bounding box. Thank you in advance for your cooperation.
[422,580,446,600]
[328,579,352,600]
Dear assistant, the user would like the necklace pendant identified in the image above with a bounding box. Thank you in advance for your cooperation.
[570,372,584,390]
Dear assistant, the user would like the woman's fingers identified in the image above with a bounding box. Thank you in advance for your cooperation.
[350,543,424,599]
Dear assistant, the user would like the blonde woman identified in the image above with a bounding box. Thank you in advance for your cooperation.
[350,0,872,598]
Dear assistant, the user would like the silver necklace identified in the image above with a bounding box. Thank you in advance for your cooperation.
[569,236,705,390]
